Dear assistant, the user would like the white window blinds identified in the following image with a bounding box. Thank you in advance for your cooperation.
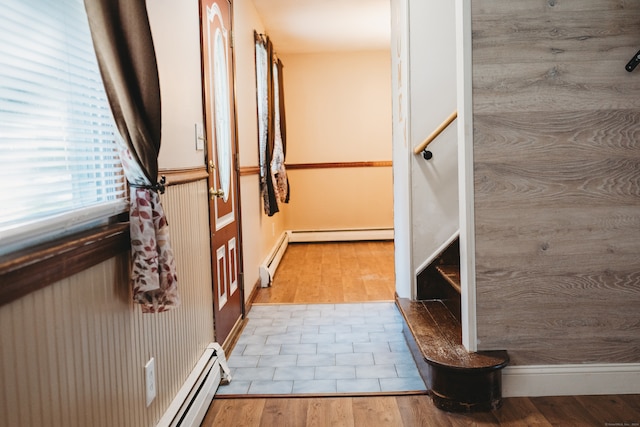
[0,0,126,254]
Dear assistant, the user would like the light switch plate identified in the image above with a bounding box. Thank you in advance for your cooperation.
[195,123,205,151]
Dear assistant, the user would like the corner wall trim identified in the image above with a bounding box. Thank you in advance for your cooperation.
[502,363,640,397]
[288,228,394,243]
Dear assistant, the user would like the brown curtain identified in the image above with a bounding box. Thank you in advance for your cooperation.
[260,35,279,216]
[84,0,180,313]
[255,34,290,215]
[275,58,290,203]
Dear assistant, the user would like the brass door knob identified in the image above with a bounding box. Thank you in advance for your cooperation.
[209,187,225,199]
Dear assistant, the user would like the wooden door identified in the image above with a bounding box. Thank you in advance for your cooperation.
[200,0,242,344]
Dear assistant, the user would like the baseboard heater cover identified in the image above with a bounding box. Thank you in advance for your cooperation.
[259,231,289,287]
[157,343,231,427]
[288,228,394,243]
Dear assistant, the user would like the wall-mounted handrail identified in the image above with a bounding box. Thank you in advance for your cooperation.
[413,110,458,155]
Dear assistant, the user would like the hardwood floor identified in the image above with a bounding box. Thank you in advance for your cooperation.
[204,394,640,426]
[252,241,396,304]
[205,242,640,426]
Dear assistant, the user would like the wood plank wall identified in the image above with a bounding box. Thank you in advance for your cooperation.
[472,0,640,364]
[0,179,214,427]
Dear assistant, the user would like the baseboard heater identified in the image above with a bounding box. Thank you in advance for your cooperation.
[288,228,394,243]
[157,343,231,427]
[259,231,289,287]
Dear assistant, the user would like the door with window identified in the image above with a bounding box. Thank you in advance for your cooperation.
[200,0,242,344]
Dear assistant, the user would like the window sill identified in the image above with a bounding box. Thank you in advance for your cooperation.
[0,222,130,307]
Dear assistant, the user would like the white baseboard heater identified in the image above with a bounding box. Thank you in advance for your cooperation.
[288,228,394,243]
[259,231,289,287]
[157,343,231,427]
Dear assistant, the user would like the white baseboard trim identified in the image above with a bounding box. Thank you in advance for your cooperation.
[259,231,289,287]
[414,229,460,276]
[502,363,640,397]
[288,228,394,243]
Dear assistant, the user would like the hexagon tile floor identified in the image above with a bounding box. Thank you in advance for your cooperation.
[216,302,427,395]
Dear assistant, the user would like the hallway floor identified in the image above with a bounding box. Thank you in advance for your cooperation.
[252,241,396,304]
[216,241,427,395]
[217,302,426,395]
[206,242,640,425]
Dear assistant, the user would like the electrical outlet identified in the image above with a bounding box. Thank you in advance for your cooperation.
[145,357,156,407]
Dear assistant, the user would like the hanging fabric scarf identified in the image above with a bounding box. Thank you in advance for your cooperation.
[84,0,179,313]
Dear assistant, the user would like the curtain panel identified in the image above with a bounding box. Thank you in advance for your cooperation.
[84,0,179,313]
[271,58,289,204]
[254,32,289,216]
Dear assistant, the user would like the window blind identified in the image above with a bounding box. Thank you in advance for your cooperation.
[0,0,126,254]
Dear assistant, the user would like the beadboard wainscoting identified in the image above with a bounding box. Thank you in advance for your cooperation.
[0,178,215,427]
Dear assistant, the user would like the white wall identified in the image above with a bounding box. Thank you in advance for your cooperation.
[233,0,287,299]
[280,51,393,232]
[148,0,206,170]
[282,51,392,164]
[407,0,459,274]
[390,0,412,299]
[391,0,459,297]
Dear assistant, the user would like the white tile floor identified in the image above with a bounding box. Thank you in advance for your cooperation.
[217,302,427,395]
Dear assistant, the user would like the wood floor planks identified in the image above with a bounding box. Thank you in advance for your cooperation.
[203,395,640,426]
[306,398,355,427]
[252,241,395,304]
[203,241,640,425]
[202,398,265,427]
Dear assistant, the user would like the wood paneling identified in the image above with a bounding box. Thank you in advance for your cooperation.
[239,166,260,176]
[472,0,640,364]
[0,223,129,307]
[160,167,208,185]
[286,161,392,170]
[239,161,393,175]
[0,179,214,427]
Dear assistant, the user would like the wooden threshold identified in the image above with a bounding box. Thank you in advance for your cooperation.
[214,390,429,400]
[221,316,249,360]
[396,297,509,413]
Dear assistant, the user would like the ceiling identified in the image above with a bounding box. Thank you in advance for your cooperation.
[250,0,391,54]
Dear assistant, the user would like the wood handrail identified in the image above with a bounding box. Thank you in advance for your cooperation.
[413,110,458,155]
